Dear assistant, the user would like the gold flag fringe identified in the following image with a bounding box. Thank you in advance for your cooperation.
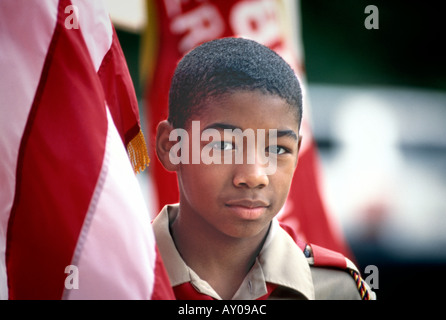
[127,130,150,174]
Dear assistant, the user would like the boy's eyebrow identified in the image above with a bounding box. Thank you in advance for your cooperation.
[276,129,298,141]
[203,122,298,141]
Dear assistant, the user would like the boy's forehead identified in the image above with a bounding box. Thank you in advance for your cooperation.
[190,90,300,131]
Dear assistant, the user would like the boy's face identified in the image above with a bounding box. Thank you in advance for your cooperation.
[160,90,301,240]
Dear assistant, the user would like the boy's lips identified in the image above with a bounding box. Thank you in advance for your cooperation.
[225,199,270,220]
[225,199,270,208]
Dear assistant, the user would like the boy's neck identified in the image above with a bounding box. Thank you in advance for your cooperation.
[170,206,270,299]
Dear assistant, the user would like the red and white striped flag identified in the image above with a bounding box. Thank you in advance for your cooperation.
[141,0,352,259]
[0,0,174,299]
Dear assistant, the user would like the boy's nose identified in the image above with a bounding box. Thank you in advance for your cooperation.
[232,162,270,189]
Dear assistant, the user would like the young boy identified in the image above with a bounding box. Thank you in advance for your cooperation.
[153,37,375,300]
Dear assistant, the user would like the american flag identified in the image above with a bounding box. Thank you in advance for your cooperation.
[0,0,173,299]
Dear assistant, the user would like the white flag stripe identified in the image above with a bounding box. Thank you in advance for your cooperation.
[0,0,59,300]
[64,107,155,299]
[71,0,113,72]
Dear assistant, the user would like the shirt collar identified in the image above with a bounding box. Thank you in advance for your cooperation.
[259,218,315,299]
[152,204,314,300]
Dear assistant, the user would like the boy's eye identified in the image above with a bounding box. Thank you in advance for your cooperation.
[209,141,234,151]
[266,145,288,155]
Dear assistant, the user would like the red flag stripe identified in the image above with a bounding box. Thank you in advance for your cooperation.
[98,27,140,147]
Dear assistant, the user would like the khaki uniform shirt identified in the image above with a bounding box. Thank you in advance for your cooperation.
[152,204,374,300]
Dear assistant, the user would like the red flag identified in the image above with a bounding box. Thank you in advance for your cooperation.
[0,0,173,299]
[142,0,352,258]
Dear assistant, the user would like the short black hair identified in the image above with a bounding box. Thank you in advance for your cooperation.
[168,37,303,129]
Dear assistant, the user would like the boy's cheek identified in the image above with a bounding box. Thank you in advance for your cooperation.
[274,157,299,177]
[181,162,227,186]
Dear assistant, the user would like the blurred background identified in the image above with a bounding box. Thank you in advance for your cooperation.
[300,1,446,299]
[106,0,446,299]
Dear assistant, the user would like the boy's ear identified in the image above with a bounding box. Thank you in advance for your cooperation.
[156,120,179,172]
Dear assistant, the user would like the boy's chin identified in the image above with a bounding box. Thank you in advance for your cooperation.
[220,221,271,241]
